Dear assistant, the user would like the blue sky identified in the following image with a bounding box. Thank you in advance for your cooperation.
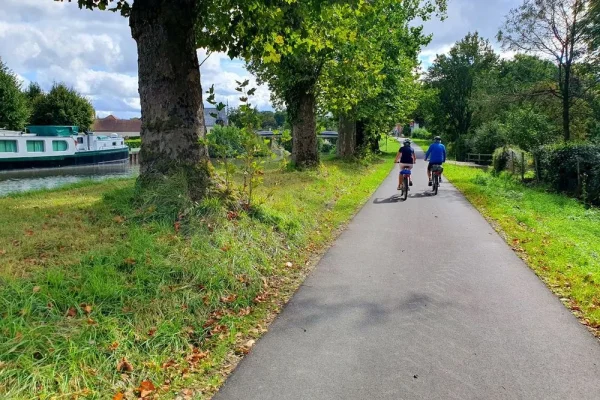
[0,0,521,119]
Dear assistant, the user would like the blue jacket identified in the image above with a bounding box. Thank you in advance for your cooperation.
[425,143,446,163]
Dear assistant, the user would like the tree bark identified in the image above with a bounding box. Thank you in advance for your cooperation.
[562,65,571,142]
[292,91,319,167]
[130,0,211,195]
[355,120,367,150]
[337,113,356,158]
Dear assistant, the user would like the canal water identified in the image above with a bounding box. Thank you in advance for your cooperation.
[0,162,139,197]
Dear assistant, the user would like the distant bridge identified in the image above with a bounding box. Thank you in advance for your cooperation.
[256,130,338,139]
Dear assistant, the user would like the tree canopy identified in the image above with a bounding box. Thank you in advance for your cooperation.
[30,83,95,130]
[0,59,30,131]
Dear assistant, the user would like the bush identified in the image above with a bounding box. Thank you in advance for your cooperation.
[470,121,507,154]
[411,127,432,140]
[321,140,335,154]
[207,125,244,158]
[492,146,530,176]
[125,138,141,148]
[535,143,600,205]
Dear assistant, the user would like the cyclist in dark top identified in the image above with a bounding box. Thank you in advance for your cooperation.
[394,139,416,190]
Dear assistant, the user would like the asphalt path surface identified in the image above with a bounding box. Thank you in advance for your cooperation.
[214,145,600,400]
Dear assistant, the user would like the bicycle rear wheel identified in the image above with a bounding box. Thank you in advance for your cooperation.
[403,176,409,201]
[433,175,439,195]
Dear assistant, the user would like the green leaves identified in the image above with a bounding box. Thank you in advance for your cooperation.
[0,59,30,130]
[29,83,95,130]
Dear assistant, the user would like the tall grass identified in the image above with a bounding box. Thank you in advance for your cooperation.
[0,145,398,399]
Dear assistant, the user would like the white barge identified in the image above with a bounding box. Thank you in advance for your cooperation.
[0,126,129,171]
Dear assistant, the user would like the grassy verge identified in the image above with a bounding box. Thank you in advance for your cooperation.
[0,142,398,400]
[411,138,431,151]
[444,164,600,336]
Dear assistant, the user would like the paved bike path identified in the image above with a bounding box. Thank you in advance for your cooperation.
[214,147,600,399]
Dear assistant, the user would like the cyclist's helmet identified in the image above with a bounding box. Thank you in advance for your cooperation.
[434,136,442,142]
[403,139,411,145]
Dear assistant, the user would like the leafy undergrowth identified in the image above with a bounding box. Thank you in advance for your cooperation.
[0,145,398,399]
[444,164,600,337]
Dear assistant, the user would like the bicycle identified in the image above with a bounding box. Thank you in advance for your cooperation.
[399,166,412,201]
[431,164,443,195]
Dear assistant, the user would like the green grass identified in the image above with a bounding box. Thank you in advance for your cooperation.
[0,144,398,400]
[410,138,431,151]
[444,164,600,335]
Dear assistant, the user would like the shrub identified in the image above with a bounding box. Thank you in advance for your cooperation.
[125,138,141,148]
[411,127,432,140]
[470,121,507,154]
[492,146,530,176]
[207,125,244,158]
[321,140,335,154]
[535,143,600,205]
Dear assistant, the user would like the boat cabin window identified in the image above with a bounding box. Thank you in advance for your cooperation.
[0,140,18,153]
[53,140,69,151]
[77,137,84,144]
[26,140,45,153]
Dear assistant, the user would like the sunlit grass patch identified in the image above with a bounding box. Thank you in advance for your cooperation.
[0,149,396,399]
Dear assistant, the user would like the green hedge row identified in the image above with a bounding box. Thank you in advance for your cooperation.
[125,138,141,148]
[535,143,600,205]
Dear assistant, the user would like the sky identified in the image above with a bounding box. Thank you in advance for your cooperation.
[0,0,521,119]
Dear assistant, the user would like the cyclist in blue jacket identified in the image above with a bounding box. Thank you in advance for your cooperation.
[424,136,446,186]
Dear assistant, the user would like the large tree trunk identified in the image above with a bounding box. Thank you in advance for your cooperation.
[356,120,367,150]
[130,0,211,196]
[292,91,319,167]
[562,65,571,141]
[337,113,356,158]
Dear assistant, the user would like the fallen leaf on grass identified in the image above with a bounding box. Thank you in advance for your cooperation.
[174,221,181,233]
[254,292,269,303]
[87,318,97,325]
[186,347,208,364]
[178,388,194,400]
[113,392,124,400]
[32,286,41,293]
[220,294,237,303]
[148,327,157,337]
[212,324,228,334]
[113,216,126,224]
[80,303,93,314]
[203,318,217,328]
[66,307,77,318]
[116,357,133,373]
[162,359,178,369]
[285,262,293,268]
[123,257,136,266]
[108,341,119,351]
[0,249,5,255]
[238,307,252,316]
[25,229,34,236]
[137,380,156,398]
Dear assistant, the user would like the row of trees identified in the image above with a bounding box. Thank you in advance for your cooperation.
[416,0,600,160]
[65,0,446,200]
[227,108,287,131]
[0,60,95,131]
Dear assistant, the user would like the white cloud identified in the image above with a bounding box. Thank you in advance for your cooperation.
[0,0,272,119]
[2,0,525,118]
